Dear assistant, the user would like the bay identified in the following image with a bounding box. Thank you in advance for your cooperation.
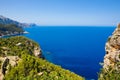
[24,26,115,80]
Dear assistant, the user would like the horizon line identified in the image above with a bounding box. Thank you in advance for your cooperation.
[36,25,116,27]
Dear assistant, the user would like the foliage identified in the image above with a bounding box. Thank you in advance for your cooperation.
[98,68,120,80]
[4,54,84,80]
[0,36,38,57]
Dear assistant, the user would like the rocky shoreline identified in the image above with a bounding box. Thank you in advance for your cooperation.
[0,31,29,38]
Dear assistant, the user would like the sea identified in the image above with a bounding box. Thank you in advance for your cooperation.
[24,26,115,80]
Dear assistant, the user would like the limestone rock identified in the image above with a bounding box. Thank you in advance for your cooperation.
[34,47,42,57]
[103,23,120,71]
[0,56,20,80]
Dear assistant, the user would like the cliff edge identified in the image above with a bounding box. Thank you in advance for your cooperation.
[99,24,120,80]
[104,24,120,70]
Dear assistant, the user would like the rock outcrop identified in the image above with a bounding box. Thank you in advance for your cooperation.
[103,24,120,71]
[34,47,42,57]
[0,56,20,80]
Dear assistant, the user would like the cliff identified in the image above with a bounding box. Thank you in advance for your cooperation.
[0,36,84,80]
[99,24,120,80]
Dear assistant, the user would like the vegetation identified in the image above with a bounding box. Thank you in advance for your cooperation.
[0,36,38,57]
[99,61,120,80]
[99,68,120,80]
[0,36,84,80]
[0,24,24,36]
[4,54,84,80]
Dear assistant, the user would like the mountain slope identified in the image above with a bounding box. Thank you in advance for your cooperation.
[0,36,84,80]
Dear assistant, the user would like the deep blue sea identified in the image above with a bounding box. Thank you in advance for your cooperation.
[24,26,115,80]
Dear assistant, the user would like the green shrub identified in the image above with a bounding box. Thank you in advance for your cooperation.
[99,68,120,80]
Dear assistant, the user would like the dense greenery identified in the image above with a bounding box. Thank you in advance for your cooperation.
[0,24,24,36]
[0,36,38,57]
[4,54,84,80]
[0,36,84,80]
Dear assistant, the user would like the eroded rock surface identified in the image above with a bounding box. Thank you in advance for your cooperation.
[34,47,42,57]
[103,24,120,71]
[0,56,20,80]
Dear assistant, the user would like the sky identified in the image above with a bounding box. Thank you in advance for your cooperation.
[0,0,120,26]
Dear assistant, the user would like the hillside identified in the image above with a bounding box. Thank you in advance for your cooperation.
[0,36,84,80]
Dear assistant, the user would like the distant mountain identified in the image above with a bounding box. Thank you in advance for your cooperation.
[0,15,36,27]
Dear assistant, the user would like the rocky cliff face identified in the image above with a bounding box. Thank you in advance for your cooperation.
[34,47,42,57]
[0,56,20,80]
[103,24,120,71]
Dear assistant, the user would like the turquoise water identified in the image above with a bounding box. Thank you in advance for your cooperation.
[24,26,115,80]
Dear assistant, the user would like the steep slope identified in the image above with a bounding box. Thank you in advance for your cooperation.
[0,36,84,80]
[99,24,120,80]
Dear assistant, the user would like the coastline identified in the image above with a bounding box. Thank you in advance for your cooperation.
[0,31,29,38]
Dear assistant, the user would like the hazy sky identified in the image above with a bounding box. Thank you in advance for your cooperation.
[0,0,120,26]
